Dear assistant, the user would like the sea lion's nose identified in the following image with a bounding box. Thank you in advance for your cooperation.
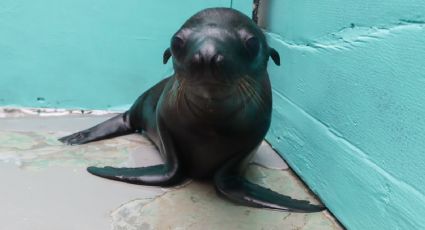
[191,42,224,68]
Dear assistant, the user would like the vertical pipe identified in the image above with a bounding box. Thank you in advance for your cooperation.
[257,0,269,29]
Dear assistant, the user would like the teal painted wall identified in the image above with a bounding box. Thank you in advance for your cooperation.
[265,1,425,229]
[0,1,250,110]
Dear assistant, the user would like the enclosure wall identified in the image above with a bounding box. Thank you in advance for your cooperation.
[264,1,425,229]
[0,0,249,110]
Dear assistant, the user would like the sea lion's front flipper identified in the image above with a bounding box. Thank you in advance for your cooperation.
[59,112,133,145]
[87,116,184,186]
[87,164,182,186]
[214,154,325,212]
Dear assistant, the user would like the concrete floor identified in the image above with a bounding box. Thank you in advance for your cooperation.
[0,108,343,230]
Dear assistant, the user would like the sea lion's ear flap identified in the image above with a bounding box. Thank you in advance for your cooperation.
[269,48,280,66]
[163,48,172,64]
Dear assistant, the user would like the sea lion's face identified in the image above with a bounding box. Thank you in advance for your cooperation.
[163,8,280,114]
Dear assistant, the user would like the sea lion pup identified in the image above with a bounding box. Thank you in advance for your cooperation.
[60,7,324,212]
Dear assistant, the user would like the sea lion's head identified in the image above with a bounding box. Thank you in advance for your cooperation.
[163,8,279,77]
[163,8,280,116]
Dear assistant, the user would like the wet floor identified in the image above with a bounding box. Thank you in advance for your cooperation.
[0,108,343,230]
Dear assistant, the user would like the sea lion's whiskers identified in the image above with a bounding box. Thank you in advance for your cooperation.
[176,78,186,113]
[236,79,248,113]
[244,76,267,112]
[239,78,256,107]
[238,78,252,102]
[240,77,264,112]
[241,78,264,114]
[167,80,179,107]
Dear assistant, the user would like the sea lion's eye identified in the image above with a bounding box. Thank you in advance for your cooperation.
[171,36,185,54]
[245,36,260,57]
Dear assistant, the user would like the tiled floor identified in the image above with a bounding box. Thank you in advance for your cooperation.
[0,109,343,230]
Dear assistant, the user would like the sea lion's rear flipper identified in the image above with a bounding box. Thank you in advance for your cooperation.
[87,116,184,186]
[58,112,133,145]
[214,154,325,212]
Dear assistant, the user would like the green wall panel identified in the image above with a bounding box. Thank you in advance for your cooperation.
[265,0,425,229]
[0,0,248,110]
[231,0,253,18]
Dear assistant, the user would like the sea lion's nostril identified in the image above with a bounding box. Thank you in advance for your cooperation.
[191,50,223,68]
[211,54,224,66]
[191,52,203,65]
[191,52,224,68]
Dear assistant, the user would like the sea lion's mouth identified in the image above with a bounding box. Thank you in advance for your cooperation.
[183,92,243,119]
[185,81,237,101]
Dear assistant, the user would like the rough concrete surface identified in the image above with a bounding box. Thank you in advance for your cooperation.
[0,110,342,230]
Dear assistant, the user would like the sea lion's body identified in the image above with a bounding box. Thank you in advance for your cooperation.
[60,8,324,212]
[146,76,271,178]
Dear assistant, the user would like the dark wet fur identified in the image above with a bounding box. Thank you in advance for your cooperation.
[59,8,325,213]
